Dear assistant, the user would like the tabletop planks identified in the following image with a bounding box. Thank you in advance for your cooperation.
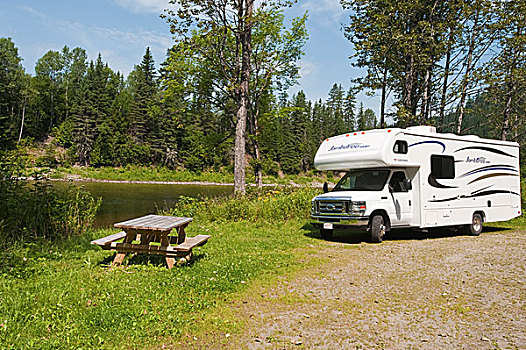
[114,214,193,231]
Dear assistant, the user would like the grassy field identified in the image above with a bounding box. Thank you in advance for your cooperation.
[0,220,323,349]
[47,166,337,186]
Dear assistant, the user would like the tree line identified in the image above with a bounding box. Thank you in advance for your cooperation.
[1,0,524,192]
[0,38,374,177]
[344,0,525,142]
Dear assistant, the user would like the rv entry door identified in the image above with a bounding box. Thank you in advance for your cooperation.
[388,171,413,226]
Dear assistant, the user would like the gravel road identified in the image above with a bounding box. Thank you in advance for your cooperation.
[227,227,526,349]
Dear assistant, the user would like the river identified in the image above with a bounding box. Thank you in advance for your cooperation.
[51,181,233,228]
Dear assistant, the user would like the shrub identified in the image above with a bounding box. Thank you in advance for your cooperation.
[0,154,100,245]
[162,186,320,223]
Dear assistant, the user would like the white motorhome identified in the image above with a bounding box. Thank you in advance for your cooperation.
[311,126,522,242]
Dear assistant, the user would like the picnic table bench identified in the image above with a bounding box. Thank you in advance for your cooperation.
[91,214,210,268]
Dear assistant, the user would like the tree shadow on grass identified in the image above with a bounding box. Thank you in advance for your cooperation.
[301,222,512,245]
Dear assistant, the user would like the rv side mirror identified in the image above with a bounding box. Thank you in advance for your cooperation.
[323,182,329,193]
[403,178,412,191]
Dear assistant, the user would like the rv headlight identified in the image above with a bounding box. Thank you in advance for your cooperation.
[351,201,366,216]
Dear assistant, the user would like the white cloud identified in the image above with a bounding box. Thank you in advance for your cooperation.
[64,24,172,74]
[89,26,172,53]
[301,0,346,22]
[113,0,173,14]
[298,60,317,79]
[19,6,172,75]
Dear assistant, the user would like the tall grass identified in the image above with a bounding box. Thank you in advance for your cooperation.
[51,166,235,183]
[0,157,100,245]
[49,165,337,186]
[161,186,320,223]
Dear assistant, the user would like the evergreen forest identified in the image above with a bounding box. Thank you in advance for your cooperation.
[1,0,525,186]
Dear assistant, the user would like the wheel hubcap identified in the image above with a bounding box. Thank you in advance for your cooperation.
[473,218,481,231]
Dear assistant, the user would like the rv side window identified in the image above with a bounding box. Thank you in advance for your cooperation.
[431,155,455,179]
[393,140,408,154]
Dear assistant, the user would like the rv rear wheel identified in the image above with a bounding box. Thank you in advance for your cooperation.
[466,213,483,236]
[370,214,386,243]
[320,228,333,240]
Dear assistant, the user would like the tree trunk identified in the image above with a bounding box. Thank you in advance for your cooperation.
[421,68,431,123]
[457,13,478,135]
[439,31,453,131]
[17,99,26,144]
[404,55,415,114]
[501,82,513,141]
[254,142,263,188]
[380,65,388,128]
[233,0,254,195]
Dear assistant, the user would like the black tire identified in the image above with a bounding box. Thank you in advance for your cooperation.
[466,213,483,236]
[320,228,333,240]
[370,214,386,243]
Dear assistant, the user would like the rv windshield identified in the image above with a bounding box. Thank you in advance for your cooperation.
[333,169,390,191]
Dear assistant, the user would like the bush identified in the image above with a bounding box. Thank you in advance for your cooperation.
[162,186,320,223]
[0,154,100,245]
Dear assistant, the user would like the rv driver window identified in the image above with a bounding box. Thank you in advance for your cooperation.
[431,155,455,179]
[333,170,390,191]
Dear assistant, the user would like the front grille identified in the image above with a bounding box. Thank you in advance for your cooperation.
[313,198,351,215]
[319,201,346,213]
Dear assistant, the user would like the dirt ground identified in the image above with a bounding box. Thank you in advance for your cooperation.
[214,227,526,349]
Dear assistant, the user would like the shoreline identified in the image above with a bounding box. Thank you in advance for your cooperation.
[46,176,311,188]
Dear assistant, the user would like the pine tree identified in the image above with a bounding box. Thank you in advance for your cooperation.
[327,84,346,135]
[280,91,309,174]
[344,87,356,131]
[357,103,377,130]
[73,55,118,166]
[128,47,158,145]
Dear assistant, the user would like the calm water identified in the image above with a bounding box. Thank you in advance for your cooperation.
[52,181,233,228]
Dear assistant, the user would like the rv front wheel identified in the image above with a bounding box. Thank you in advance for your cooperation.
[370,215,386,243]
[467,213,483,236]
[320,228,333,240]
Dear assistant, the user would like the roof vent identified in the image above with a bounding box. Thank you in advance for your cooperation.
[407,126,436,133]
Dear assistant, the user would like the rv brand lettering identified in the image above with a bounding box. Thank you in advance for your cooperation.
[466,156,490,164]
[328,143,370,152]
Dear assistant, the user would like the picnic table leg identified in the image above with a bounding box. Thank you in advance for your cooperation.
[165,257,175,269]
[157,231,176,269]
[112,229,136,266]
[176,223,188,244]
[113,253,126,265]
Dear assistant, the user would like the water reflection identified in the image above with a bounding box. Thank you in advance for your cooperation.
[51,181,233,228]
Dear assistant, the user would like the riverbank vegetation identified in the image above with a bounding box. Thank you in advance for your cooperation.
[47,165,336,186]
[0,154,100,247]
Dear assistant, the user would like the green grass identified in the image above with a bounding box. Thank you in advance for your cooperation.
[0,206,322,349]
[47,165,337,186]
[49,166,235,183]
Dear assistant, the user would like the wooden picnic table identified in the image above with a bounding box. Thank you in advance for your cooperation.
[91,214,210,269]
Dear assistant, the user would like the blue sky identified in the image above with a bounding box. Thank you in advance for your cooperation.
[0,0,384,112]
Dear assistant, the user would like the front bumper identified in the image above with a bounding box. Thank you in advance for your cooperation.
[310,215,369,230]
